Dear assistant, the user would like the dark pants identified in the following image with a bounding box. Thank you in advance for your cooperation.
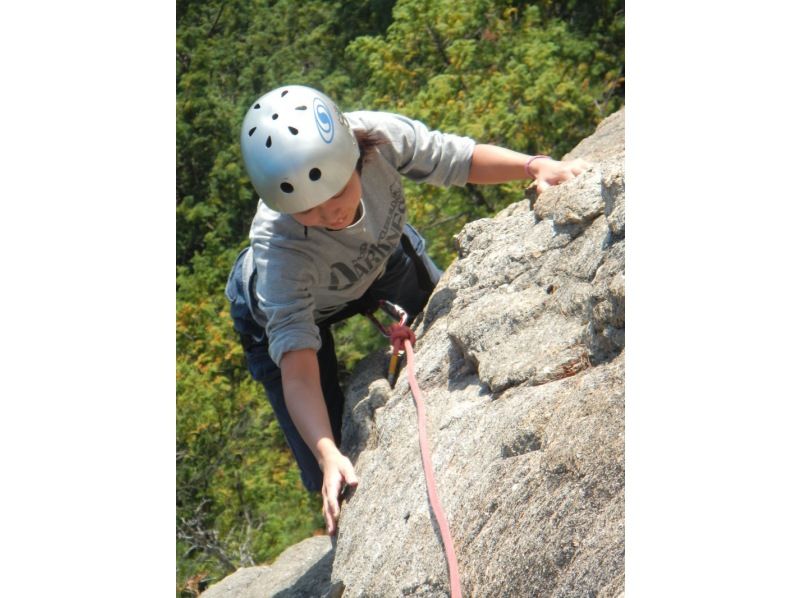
[226,238,437,491]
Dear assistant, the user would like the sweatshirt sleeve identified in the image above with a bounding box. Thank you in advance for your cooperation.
[349,111,475,187]
[252,242,322,367]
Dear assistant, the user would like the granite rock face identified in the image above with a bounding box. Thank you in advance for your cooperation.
[200,536,336,598]
[333,108,625,597]
[201,108,625,597]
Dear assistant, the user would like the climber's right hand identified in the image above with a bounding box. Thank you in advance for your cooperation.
[320,448,359,535]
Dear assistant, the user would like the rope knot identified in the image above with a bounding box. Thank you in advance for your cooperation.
[388,323,415,353]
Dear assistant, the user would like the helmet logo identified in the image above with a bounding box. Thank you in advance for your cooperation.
[313,97,334,144]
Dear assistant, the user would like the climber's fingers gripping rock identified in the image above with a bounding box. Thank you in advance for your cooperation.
[321,452,359,535]
[535,157,590,194]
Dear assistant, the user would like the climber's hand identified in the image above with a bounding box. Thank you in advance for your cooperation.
[531,157,590,194]
[320,451,359,535]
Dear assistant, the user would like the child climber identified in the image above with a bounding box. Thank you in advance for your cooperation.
[226,85,587,535]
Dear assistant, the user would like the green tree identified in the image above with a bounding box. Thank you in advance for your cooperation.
[177,0,398,269]
[346,0,624,267]
[176,0,399,591]
[176,245,324,591]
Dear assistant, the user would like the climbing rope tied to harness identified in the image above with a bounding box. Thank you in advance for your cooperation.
[367,301,462,598]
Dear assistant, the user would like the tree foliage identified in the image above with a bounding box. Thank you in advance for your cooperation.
[176,0,622,592]
[344,0,623,267]
[176,245,323,592]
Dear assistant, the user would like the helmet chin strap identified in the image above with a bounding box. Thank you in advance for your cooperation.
[351,198,365,225]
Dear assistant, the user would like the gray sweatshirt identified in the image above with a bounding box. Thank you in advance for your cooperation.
[244,111,475,366]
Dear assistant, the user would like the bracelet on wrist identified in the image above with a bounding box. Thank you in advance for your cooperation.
[525,155,551,179]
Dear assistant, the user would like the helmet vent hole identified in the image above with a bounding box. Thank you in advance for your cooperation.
[281,90,289,97]
[266,136,272,148]
[288,127,299,135]
[272,113,278,120]
[254,103,260,109]
[280,182,294,193]
[295,105,307,110]
[309,168,321,181]
[248,127,256,137]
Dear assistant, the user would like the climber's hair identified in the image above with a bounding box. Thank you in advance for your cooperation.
[355,129,387,174]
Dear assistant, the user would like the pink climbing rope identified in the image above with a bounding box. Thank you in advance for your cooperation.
[389,324,462,598]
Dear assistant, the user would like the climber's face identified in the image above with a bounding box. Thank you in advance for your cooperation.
[290,170,362,231]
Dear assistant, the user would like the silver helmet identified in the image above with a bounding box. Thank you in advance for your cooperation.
[240,85,359,213]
